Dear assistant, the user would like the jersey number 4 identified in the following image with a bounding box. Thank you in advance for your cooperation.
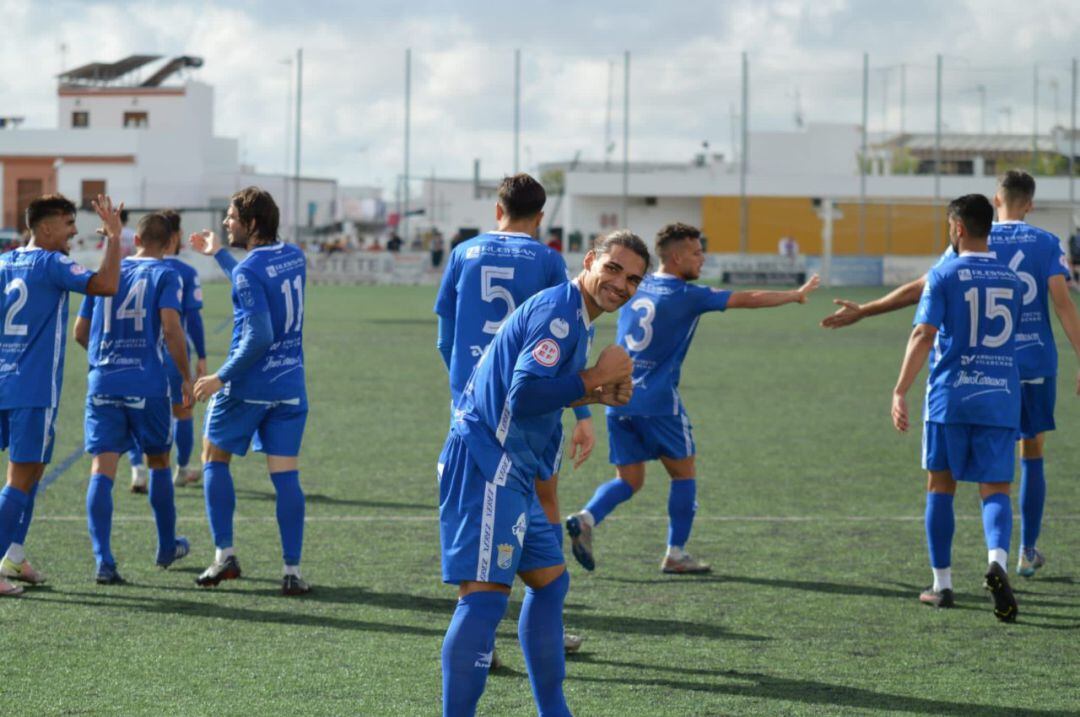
[103,279,148,334]
[963,287,1014,348]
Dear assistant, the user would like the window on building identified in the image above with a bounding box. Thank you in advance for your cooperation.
[123,111,149,129]
[72,111,89,128]
[81,180,107,210]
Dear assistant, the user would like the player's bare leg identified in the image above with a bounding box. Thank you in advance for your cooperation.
[0,462,46,595]
[536,474,583,654]
[659,455,709,574]
[196,440,241,587]
[1017,433,1047,577]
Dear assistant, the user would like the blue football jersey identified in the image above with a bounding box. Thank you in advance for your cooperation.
[935,221,1070,379]
[223,243,306,402]
[80,258,182,398]
[915,252,1022,428]
[164,255,203,359]
[609,273,731,416]
[434,232,569,402]
[452,281,592,493]
[0,247,94,409]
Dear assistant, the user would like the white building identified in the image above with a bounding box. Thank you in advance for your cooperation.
[0,54,337,240]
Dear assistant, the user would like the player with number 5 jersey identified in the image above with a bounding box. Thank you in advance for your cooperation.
[567,223,820,576]
[0,193,123,596]
[188,187,310,596]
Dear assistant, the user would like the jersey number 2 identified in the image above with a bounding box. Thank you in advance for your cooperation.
[3,279,29,336]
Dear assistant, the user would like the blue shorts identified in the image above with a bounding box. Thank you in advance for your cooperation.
[0,407,57,464]
[607,412,695,466]
[438,433,564,586]
[203,391,307,457]
[922,421,1017,483]
[1019,378,1055,439]
[85,395,172,456]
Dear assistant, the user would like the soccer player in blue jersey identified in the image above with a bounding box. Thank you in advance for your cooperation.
[188,187,310,596]
[891,194,1021,621]
[438,230,647,717]
[823,170,1080,579]
[128,210,206,492]
[434,174,594,656]
[566,223,819,574]
[0,193,123,596]
[74,212,195,584]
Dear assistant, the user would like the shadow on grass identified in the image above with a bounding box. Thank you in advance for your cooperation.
[569,657,1079,716]
[230,489,433,511]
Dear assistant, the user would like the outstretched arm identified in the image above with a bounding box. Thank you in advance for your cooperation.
[1048,274,1080,395]
[189,231,238,279]
[85,195,123,297]
[727,274,820,309]
[891,323,936,433]
[821,276,926,329]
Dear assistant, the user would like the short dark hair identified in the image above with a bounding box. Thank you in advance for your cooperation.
[137,212,172,248]
[497,174,546,220]
[26,194,76,230]
[231,186,280,242]
[999,169,1036,207]
[947,194,994,240]
[120,208,130,224]
[593,229,651,273]
[655,222,701,259]
[160,209,181,235]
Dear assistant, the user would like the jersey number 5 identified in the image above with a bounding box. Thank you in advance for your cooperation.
[963,287,1014,348]
[481,266,515,335]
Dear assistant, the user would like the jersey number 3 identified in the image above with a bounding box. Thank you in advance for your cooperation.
[625,297,656,351]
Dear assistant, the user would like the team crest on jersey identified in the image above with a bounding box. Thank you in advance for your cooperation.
[532,339,560,367]
[549,318,570,339]
[497,543,515,570]
[512,512,527,546]
[69,262,88,276]
[958,269,972,281]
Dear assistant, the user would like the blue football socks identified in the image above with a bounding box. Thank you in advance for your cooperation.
[1019,457,1045,551]
[584,478,634,525]
[982,492,1012,555]
[11,480,39,546]
[442,590,508,716]
[270,470,304,566]
[0,485,29,559]
[924,492,954,569]
[148,467,176,562]
[667,478,697,548]
[129,449,143,468]
[174,418,194,467]
[203,462,235,549]
[86,474,115,568]
[519,570,572,717]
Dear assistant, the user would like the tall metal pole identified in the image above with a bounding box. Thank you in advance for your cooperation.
[292,48,302,244]
[514,49,521,174]
[1032,64,1040,173]
[739,51,749,253]
[1070,58,1077,242]
[604,61,615,169]
[935,54,943,248]
[403,48,411,243]
[900,63,907,134]
[977,84,987,135]
[621,50,630,227]
[860,52,869,255]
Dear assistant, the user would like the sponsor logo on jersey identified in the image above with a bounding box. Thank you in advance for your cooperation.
[549,318,570,339]
[512,512,527,546]
[952,370,1009,390]
[266,265,278,277]
[466,246,481,259]
[958,269,972,281]
[532,339,560,367]
[497,543,515,570]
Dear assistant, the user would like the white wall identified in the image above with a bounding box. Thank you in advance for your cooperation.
[57,82,213,137]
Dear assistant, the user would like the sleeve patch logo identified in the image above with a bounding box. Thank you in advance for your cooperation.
[69,263,88,276]
[549,318,570,339]
[532,339,560,367]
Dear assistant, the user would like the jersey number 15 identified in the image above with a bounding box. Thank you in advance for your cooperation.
[963,287,1014,348]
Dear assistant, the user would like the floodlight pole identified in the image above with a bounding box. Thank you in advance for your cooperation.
[293,48,302,245]
[1070,58,1077,241]
[739,51,749,253]
[1033,64,1040,173]
[622,50,630,228]
[900,63,907,135]
[935,54,943,249]
[860,52,868,255]
[404,48,412,243]
[514,49,521,174]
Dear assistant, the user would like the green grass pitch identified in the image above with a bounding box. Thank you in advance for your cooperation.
[2,282,1078,716]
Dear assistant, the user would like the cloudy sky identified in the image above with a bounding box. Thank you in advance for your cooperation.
[2,0,1078,192]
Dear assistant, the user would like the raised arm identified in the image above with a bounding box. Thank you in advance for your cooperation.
[189,231,238,280]
[85,195,123,297]
[727,274,820,309]
[1047,274,1080,395]
[821,275,926,329]
[891,323,937,433]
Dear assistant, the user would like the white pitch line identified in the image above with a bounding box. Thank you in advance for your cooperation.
[32,514,1080,523]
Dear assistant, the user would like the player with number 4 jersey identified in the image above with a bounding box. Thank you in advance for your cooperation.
[188,187,310,596]
[74,212,195,584]
[0,194,123,596]
[892,194,1022,622]
[567,223,820,575]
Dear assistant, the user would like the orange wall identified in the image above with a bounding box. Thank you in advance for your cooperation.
[701,196,949,255]
[2,158,57,230]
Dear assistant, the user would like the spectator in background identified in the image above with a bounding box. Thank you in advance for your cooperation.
[119,209,136,257]
[778,235,799,262]
[387,233,403,252]
[450,230,467,252]
[546,229,563,253]
[430,232,445,268]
